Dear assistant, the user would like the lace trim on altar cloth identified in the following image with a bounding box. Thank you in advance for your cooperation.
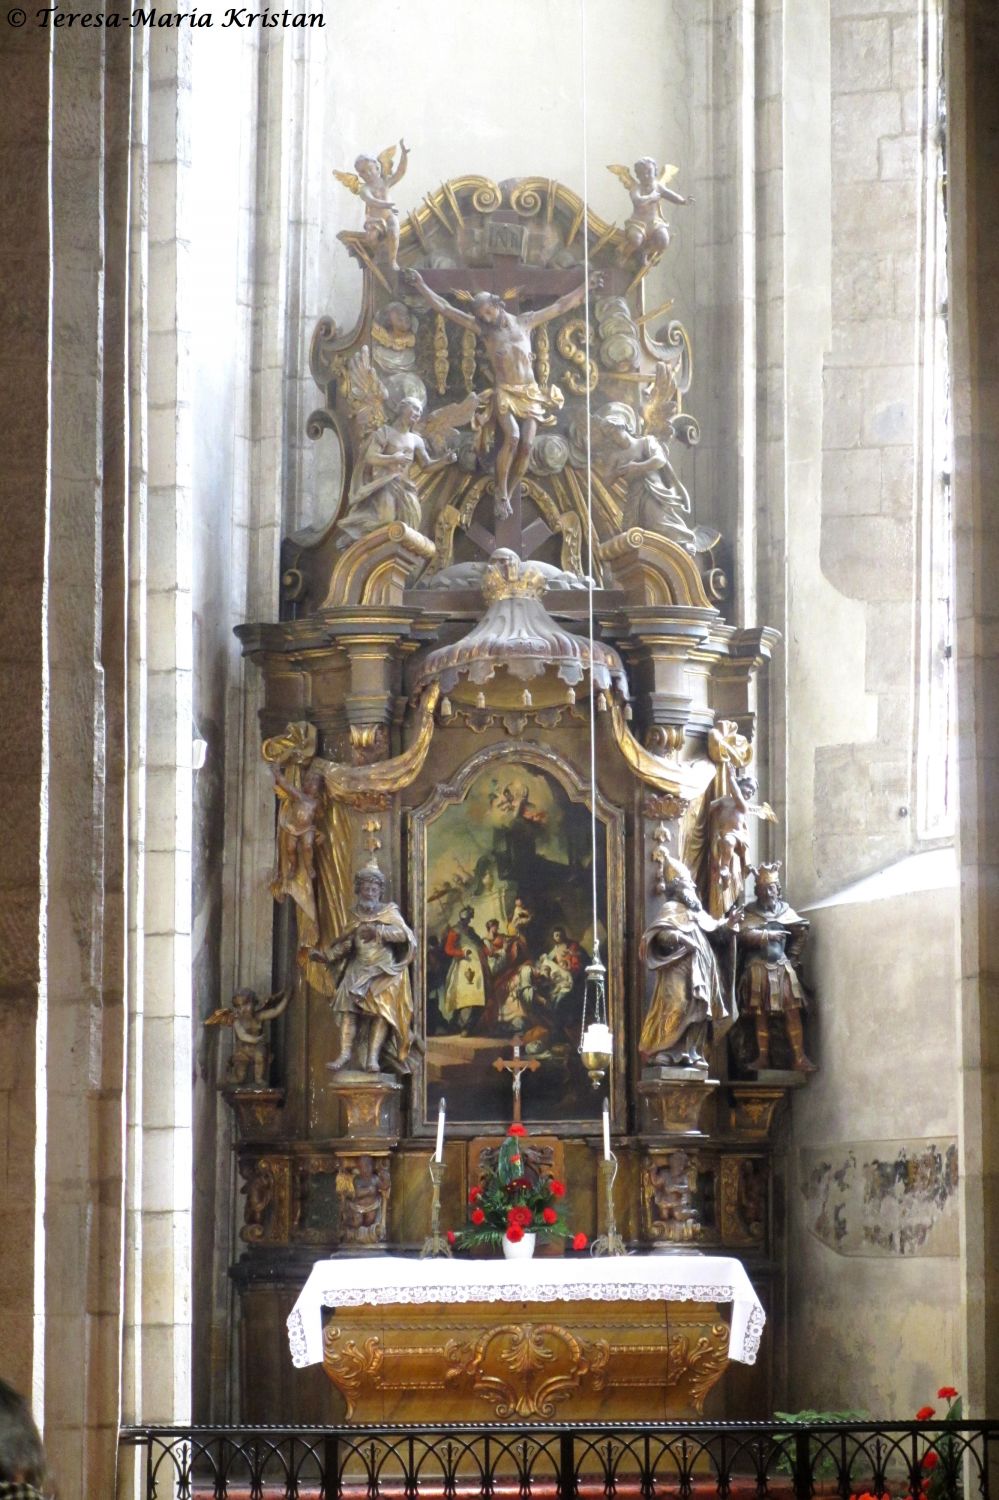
[287,1308,309,1367]
[287,1279,762,1368]
[742,1301,765,1364]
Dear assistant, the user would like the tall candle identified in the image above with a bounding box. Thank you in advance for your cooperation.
[602,1098,611,1161]
[435,1097,446,1163]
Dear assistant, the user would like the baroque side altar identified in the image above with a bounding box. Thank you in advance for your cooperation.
[212,150,816,1425]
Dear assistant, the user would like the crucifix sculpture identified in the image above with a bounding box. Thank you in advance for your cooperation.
[402,254,604,531]
[492,1039,540,1125]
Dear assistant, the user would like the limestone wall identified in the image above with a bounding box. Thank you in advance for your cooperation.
[766,0,966,1414]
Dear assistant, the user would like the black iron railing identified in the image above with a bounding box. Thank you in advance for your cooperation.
[117,1419,998,1500]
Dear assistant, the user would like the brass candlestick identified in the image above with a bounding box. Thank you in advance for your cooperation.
[590,1153,628,1257]
[419,1156,452,1259]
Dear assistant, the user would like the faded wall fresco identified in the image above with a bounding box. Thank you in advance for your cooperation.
[800,1139,959,1257]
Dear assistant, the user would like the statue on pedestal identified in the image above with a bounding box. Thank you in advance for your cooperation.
[311,862,417,1075]
[639,857,738,1070]
[736,863,816,1073]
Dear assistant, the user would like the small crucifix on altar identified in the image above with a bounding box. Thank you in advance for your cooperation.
[492,1039,540,1125]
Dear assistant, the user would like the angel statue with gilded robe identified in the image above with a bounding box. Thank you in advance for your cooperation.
[205,986,291,1087]
[337,346,480,548]
[608,156,692,266]
[334,139,410,268]
[310,862,418,1076]
[402,265,604,519]
[638,856,739,1071]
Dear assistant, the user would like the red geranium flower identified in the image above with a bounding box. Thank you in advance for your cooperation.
[468,1185,482,1203]
[572,1232,588,1251]
[507,1123,526,1136]
[937,1386,958,1400]
[506,1224,524,1242]
[471,1207,485,1225]
[916,1406,936,1421]
[446,1230,456,1246]
[542,1207,558,1225]
[550,1180,566,1197]
[921,1452,939,1471]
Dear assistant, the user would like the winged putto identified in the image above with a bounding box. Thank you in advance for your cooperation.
[608,157,692,265]
[334,139,410,268]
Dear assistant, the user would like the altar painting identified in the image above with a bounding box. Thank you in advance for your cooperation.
[416,754,615,1127]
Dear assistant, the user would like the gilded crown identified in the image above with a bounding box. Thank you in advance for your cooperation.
[481,549,547,603]
[755,861,782,889]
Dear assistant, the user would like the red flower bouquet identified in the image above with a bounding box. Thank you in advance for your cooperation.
[449,1123,585,1252]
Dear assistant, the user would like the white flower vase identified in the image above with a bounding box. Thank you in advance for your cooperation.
[502,1231,536,1260]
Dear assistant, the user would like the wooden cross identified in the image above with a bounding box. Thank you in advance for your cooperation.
[492,1039,540,1125]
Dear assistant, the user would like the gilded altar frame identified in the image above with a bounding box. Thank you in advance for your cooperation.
[406,740,626,1138]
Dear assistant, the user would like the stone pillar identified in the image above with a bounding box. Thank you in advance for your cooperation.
[947,0,999,1421]
[0,1,52,1410]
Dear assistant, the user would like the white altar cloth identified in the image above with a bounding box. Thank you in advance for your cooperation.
[287,1253,765,1369]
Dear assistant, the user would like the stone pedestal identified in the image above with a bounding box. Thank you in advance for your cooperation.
[326,1068,403,1139]
[223,1086,285,1141]
[638,1068,718,1136]
[727,1077,804,1140]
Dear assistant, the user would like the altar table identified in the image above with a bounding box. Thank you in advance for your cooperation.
[287,1255,765,1423]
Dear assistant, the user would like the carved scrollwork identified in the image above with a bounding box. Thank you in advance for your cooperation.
[556,319,599,395]
[444,1323,609,1420]
[508,180,544,217]
[322,1328,384,1419]
[668,1326,730,1412]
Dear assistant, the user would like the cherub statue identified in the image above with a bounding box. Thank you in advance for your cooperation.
[736,863,816,1073]
[334,140,410,268]
[402,266,604,519]
[607,156,692,266]
[310,862,418,1075]
[371,300,418,376]
[206,987,291,1087]
[337,346,479,547]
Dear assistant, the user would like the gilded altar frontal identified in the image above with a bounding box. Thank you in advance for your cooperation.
[6,1,996,1490]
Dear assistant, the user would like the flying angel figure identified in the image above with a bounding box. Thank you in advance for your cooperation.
[607,157,692,265]
[334,140,410,268]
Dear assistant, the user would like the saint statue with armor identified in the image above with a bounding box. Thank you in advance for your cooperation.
[737,862,816,1073]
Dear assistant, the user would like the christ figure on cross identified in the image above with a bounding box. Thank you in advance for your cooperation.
[402,266,604,518]
[492,1039,540,1125]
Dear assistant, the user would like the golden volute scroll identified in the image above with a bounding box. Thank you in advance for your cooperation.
[313,682,440,805]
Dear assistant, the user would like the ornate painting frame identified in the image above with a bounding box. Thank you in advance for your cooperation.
[407,741,625,1137]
